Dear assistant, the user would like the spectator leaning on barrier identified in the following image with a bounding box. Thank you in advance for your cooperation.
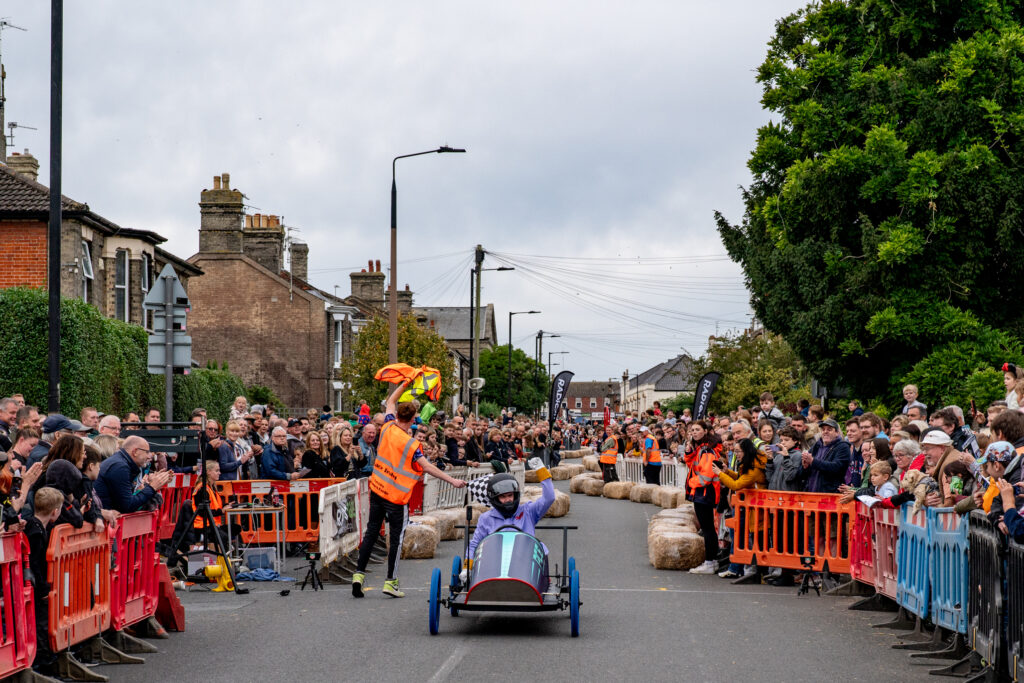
[713,419,767,579]
[766,426,804,492]
[974,440,1016,515]
[1,452,41,531]
[358,422,379,475]
[94,435,171,513]
[262,427,300,481]
[799,418,852,494]
[25,486,65,676]
[352,379,467,599]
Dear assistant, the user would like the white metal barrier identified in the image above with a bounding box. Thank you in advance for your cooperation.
[317,478,369,568]
[422,462,526,513]
[614,456,686,487]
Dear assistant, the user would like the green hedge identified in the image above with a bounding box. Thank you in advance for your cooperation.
[0,287,246,423]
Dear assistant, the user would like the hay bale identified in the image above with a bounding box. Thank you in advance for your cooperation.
[470,503,489,525]
[581,478,606,496]
[628,483,659,504]
[650,486,666,506]
[582,455,600,472]
[569,473,590,494]
[420,512,455,540]
[548,466,572,481]
[561,463,585,477]
[544,490,571,518]
[401,523,439,559]
[658,486,685,509]
[431,508,465,540]
[560,450,581,460]
[648,530,705,570]
[524,469,540,484]
[603,481,635,499]
[522,485,542,499]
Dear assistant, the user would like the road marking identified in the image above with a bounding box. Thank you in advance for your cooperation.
[428,643,467,682]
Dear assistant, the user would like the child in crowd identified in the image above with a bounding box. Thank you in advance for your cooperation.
[869,461,898,498]
[766,426,803,491]
[26,487,65,675]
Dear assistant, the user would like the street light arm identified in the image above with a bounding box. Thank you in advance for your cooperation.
[393,147,466,179]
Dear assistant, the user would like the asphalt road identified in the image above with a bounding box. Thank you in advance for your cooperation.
[106,480,937,682]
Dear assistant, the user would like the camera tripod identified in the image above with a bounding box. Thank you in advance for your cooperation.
[300,554,323,591]
[165,418,248,595]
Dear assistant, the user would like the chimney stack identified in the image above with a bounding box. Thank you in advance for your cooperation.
[199,171,244,253]
[240,211,285,273]
[5,150,40,182]
[290,241,309,282]
[397,283,413,314]
[350,258,387,307]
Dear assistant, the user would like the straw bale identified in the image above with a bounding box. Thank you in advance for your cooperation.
[581,478,606,496]
[544,490,571,518]
[420,512,455,540]
[548,466,572,481]
[658,487,685,509]
[602,481,635,499]
[561,463,585,477]
[628,483,659,504]
[647,530,705,570]
[431,508,465,540]
[525,469,540,484]
[582,455,600,472]
[401,523,439,559]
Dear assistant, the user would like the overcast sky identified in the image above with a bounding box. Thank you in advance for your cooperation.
[3,1,798,383]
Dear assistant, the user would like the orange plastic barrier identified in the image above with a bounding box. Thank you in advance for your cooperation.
[216,478,346,544]
[109,511,160,631]
[850,502,876,587]
[0,532,36,679]
[872,506,899,599]
[47,523,111,652]
[157,473,195,540]
[726,490,854,573]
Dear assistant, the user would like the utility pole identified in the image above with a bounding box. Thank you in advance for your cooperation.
[472,244,483,416]
[46,3,62,413]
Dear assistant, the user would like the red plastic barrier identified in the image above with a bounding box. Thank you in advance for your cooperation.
[216,478,345,544]
[109,511,160,631]
[726,490,854,573]
[872,506,899,599]
[157,473,195,540]
[850,502,876,587]
[408,480,424,516]
[47,523,111,652]
[0,532,36,679]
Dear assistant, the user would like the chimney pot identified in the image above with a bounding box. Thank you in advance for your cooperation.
[221,172,230,189]
[254,213,261,226]
[213,176,221,190]
[367,259,373,271]
[375,259,381,272]
[245,215,252,228]
[260,214,268,228]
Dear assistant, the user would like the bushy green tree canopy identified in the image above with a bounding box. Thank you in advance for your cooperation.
[718,0,1024,408]
[478,345,549,413]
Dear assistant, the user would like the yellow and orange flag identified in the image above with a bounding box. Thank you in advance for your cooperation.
[374,363,442,402]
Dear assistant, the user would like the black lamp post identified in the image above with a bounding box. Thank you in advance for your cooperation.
[389,146,465,363]
[468,263,513,411]
[508,310,540,413]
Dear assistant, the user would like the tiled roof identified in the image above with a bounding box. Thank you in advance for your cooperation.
[0,163,86,213]
[631,354,695,392]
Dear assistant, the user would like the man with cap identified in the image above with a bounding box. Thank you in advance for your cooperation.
[285,418,304,459]
[28,415,84,466]
[799,418,852,493]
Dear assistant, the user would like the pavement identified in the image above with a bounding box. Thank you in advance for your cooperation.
[105,479,938,682]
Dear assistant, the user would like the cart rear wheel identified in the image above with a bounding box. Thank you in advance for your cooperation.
[567,556,576,585]
[569,569,580,637]
[449,555,462,616]
[429,568,442,635]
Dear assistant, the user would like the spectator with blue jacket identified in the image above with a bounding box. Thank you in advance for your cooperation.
[94,436,171,513]
[261,427,302,481]
[799,419,852,493]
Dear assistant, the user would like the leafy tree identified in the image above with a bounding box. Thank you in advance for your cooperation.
[338,314,457,409]
[477,400,501,419]
[717,0,1024,407]
[478,345,549,413]
[690,331,812,415]
[662,392,695,416]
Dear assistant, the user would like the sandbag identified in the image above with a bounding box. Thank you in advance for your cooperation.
[628,483,659,504]
[602,481,635,499]
[401,523,439,559]
[648,530,705,570]
[582,455,600,472]
[544,490,571,518]
[581,478,605,496]
[658,486,685,509]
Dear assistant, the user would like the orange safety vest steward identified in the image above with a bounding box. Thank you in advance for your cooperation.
[369,420,424,505]
[192,484,224,529]
[685,445,721,504]
[600,437,618,465]
[643,436,662,465]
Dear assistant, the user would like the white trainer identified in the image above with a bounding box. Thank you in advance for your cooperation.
[688,560,718,575]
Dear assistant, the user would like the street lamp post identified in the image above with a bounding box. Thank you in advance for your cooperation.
[534,331,560,410]
[548,350,569,378]
[508,310,540,413]
[468,256,513,414]
[389,146,465,363]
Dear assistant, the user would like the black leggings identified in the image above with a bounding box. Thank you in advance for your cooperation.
[693,501,719,562]
[601,463,619,482]
[643,464,661,485]
[356,491,409,580]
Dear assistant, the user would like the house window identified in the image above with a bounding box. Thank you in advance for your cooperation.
[334,320,343,367]
[114,250,129,321]
[574,398,582,408]
[140,252,151,293]
[590,398,597,408]
[80,241,93,303]
[604,397,611,407]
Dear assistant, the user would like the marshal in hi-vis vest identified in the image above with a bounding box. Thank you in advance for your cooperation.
[369,420,424,505]
[600,438,618,465]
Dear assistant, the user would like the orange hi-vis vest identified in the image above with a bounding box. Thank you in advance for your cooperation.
[193,484,223,529]
[600,438,618,465]
[687,448,721,504]
[369,420,424,505]
[644,437,662,465]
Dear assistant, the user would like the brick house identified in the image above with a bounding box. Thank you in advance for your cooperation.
[622,354,695,413]
[565,380,621,419]
[0,151,202,327]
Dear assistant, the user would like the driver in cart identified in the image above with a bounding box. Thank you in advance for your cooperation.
[465,457,556,584]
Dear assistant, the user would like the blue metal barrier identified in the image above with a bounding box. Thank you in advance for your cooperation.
[967,509,1004,674]
[927,507,968,634]
[896,504,930,619]
[1007,536,1024,681]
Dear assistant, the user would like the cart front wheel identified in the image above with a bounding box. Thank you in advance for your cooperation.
[569,569,580,637]
[429,568,442,635]
[450,555,462,616]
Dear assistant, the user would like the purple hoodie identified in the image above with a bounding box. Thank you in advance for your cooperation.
[469,477,555,557]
